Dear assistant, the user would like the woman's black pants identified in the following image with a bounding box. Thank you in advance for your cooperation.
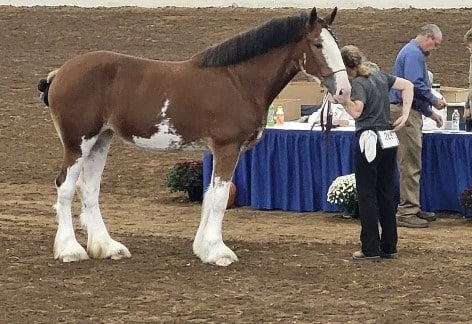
[354,141,398,257]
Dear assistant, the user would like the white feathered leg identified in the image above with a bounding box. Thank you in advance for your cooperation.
[193,179,238,266]
[77,132,131,260]
[53,139,98,262]
[54,157,89,262]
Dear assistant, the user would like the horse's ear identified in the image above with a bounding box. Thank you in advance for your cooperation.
[309,7,317,26]
[325,7,338,26]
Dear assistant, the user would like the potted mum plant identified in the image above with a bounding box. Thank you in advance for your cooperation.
[459,185,472,219]
[166,160,204,202]
[326,173,359,218]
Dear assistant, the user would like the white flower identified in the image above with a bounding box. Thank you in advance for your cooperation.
[327,173,357,207]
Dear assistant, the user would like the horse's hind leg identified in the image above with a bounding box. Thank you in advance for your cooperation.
[53,139,101,262]
[193,145,239,266]
[76,130,131,260]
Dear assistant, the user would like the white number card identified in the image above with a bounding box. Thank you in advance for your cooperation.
[377,130,399,149]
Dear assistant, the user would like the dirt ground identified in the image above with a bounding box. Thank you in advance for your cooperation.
[1,5,472,323]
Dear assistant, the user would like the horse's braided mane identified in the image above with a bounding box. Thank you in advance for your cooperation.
[194,11,312,67]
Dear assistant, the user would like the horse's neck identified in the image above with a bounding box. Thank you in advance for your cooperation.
[231,45,301,106]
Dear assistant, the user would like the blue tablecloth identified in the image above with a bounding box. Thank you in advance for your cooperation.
[203,128,472,213]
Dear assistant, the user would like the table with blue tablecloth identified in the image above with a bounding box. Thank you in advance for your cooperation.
[203,123,472,213]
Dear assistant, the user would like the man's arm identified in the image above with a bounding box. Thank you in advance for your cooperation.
[403,51,445,115]
[390,77,413,131]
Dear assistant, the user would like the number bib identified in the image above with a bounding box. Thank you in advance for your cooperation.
[377,130,399,149]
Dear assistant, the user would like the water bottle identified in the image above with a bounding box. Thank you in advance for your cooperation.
[275,105,285,126]
[266,103,275,127]
[452,108,460,131]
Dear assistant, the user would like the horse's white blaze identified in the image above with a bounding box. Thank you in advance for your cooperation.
[320,29,352,94]
[193,177,238,266]
[320,29,345,73]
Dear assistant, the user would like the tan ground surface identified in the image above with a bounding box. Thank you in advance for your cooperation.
[1,6,472,323]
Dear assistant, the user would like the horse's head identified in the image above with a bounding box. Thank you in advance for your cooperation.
[299,7,351,98]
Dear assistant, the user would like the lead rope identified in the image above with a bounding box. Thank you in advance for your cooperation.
[312,92,333,133]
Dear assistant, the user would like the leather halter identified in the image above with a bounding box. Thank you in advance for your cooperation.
[310,68,346,133]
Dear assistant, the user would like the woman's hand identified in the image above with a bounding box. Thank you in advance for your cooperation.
[332,90,350,105]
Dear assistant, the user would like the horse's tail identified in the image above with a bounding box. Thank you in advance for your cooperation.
[38,69,59,106]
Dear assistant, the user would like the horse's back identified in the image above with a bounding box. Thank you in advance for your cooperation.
[48,51,175,142]
[49,51,162,103]
[47,50,262,152]
[49,50,182,102]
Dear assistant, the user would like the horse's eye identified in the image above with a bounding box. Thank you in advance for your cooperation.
[314,43,323,49]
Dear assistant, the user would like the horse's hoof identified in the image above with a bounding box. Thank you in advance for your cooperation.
[193,239,238,266]
[87,238,131,260]
[214,256,237,267]
[109,248,131,260]
[54,240,89,262]
[55,250,89,262]
[60,253,89,263]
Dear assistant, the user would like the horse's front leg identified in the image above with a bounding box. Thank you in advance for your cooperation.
[193,149,239,266]
[194,180,238,266]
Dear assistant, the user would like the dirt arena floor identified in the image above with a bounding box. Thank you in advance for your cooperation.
[1,5,472,323]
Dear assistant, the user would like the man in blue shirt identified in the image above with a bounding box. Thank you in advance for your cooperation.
[390,24,446,228]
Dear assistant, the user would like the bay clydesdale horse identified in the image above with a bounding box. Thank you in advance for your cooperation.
[38,6,351,266]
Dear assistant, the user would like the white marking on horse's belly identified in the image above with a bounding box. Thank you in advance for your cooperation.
[132,119,183,150]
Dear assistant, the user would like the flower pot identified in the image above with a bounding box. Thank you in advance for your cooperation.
[186,185,203,202]
[462,207,472,219]
[342,201,359,219]
[166,160,204,200]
